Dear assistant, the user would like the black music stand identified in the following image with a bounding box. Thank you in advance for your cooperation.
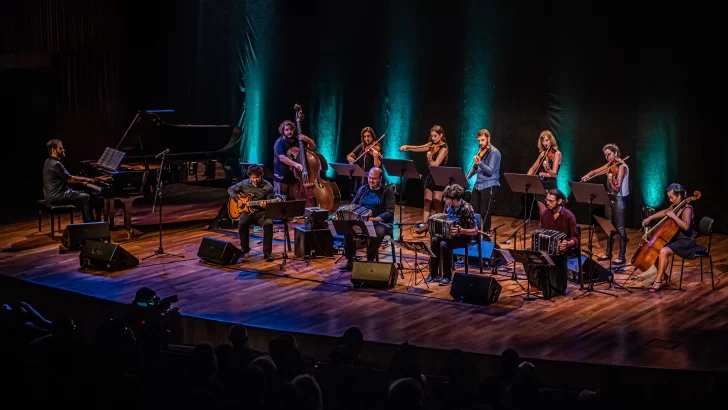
[504,173,547,249]
[391,240,433,290]
[330,163,367,199]
[506,249,555,302]
[380,158,420,273]
[265,200,307,268]
[329,219,381,280]
[143,149,184,261]
[429,166,469,189]
[568,182,612,276]
[594,215,632,293]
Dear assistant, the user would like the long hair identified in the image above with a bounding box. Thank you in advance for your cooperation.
[430,125,446,143]
[360,127,376,144]
[538,130,558,152]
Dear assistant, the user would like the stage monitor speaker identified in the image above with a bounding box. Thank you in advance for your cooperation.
[304,207,329,230]
[450,273,502,306]
[567,255,612,284]
[80,241,138,271]
[197,236,242,265]
[62,222,110,250]
[294,227,334,258]
[351,261,397,288]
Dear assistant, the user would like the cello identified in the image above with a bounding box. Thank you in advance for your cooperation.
[631,191,701,272]
[287,104,341,214]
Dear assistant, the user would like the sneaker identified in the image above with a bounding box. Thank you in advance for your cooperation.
[439,277,451,286]
[598,255,610,261]
[425,274,439,283]
[339,263,353,272]
[264,254,274,262]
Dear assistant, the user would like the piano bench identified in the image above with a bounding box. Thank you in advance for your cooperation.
[37,200,75,238]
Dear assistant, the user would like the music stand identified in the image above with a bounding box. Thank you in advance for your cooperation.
[506,249,556,302]
[504,173,547,249]
[568,182,611,273]
[330,163,368,199]
[265,200,307,268]
[380,158,421,272]
[329,220,382,280]
[429,166,469,189]
[594,215,632,293]
[391,240,433,290]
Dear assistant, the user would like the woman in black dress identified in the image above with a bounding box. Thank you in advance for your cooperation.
[346,127,382,193]
[400,125,449,233]
[641,183,697,292]
[526,130,562,215]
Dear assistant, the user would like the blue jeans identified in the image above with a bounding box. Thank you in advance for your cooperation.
[604,195,627,260]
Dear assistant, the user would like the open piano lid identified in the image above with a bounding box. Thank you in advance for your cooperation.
[117,111,240,163]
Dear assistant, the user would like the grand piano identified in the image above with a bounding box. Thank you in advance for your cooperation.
[80,111,241,235]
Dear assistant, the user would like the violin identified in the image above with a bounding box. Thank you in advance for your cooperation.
[632,191,701,272]
[545,146,556,163]
[354,133,386,163]
[465,144,490,179]
[582,156,630,191]
[430,141,446,156]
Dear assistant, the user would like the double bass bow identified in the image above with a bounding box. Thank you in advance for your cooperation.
[287,104,341,214]
[631,191,701,272]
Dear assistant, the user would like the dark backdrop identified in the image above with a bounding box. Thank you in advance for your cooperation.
[2,0,723,233]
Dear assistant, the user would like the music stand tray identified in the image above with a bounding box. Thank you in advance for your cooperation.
[507,249,556,302]
[429,166,469,188]
[327,220,378,238]
[330,163,368,199]
[265,200,307,268]
[504,173,547,249]
[569,182,611,206]
[380,158,421,180]
[391,240,433,289]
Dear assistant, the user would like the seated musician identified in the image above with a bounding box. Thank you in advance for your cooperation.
[535,189,580,296]
[43,139,101,222]
[273,120,316,199]
[641,183,697,293]
[339,167,395,272]
[227,165,275,262]
[427,184,478,286]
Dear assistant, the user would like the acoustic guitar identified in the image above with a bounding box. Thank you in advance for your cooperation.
[228,193,283,220]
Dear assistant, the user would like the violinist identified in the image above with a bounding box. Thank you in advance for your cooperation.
[527,130,562,214]
[346,127,382,193]
[581,143,629,264]
[273,119,316,199]
[641,184,697,293]
[469,129,501,237]
[400,125,449,234]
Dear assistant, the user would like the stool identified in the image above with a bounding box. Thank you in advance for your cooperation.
[37,200,75,238]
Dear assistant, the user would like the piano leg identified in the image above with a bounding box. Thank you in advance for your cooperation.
[118,195,144,238]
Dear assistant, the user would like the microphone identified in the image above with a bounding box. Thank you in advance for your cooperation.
[155,148,170,159]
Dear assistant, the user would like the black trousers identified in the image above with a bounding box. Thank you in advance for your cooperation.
[344,224,390,262]
[471,186,498,237]
[238,210,273,256]
[429,235,472,279]
[50,190,94,222]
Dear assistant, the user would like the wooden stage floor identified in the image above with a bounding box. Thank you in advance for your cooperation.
[2,184,727,373]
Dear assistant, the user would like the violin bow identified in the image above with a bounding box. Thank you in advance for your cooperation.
[353,133,386,163]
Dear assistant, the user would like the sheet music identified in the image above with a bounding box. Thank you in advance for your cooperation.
[364,221,376,237]
[97,147,126,171]
[326,220,337,236]
[497,249,515,264]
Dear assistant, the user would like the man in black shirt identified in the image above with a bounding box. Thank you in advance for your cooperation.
[339,167,395,272]
[273,120,316,199]
[228,165,276,261]
[42,139,98,222]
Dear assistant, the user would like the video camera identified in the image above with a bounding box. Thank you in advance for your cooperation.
[127,287,182,349]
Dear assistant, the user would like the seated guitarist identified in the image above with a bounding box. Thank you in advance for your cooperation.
[227,165,275,261]
[339,167,395,272]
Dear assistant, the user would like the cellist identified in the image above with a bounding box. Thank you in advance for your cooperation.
[273,119,316,199]
[581,143,630,265]
[641,184,697,293]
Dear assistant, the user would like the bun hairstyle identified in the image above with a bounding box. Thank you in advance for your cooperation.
[666,183,685,199]
[602,143,621,157]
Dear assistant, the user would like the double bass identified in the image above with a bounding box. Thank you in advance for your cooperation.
[286,104,341,214]
[631,191,701,272]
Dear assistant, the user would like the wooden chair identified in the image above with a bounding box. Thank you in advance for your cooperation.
[37,200,75,238]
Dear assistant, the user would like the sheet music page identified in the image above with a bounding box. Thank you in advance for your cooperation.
[497,249,515,264]
[326,220,337,236]
[364,221,376,237]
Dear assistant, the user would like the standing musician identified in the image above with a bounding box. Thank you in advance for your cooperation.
[581,143,629,264]
[339,167,396,272]
[469,129,501,238]
[43,139,103,223]
[400,125,449,234]
[346,127,382,193]
[227,165,275,262]
[273,120,316,199]
[527,130,562,215]
[426,184,477,286]
[641,183,697,293]
[535,189,580,297]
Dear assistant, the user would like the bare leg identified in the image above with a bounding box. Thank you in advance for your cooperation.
[433,190,444,214]
[422,188,434,222]
[653,247,674,291]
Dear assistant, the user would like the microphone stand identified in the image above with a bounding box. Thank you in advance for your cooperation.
[143,149,183,260]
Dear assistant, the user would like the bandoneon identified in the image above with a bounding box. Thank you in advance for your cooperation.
[335,204,373,221]
[429,213,460,239]
[531,229,568,255]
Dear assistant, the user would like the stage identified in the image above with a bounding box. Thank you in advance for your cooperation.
[1,184,727,381]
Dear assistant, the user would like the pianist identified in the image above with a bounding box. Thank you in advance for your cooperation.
[339,167,395,272]
[227,165,275,262]
[43,139,98,222]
